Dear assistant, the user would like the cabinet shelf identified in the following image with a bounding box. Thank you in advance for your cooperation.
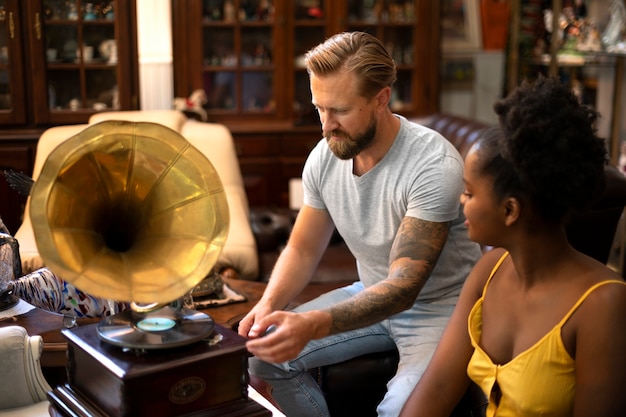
[202,65,273,70]
[202,21,273,27]
[239,66,273,71]
[45,19,114,25]
[47,60,116,66]
[347,21,414,27]
[293,20,327,26]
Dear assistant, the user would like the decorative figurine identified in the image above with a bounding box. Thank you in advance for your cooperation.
[173,89,208,121]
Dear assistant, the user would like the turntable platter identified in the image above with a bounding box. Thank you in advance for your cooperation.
[97,306,215,349]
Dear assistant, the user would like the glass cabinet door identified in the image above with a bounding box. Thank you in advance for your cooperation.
[198,0,278,118]
[26,0,135,125]
[341,0,437,117]
[291,0,329,126]
[40,0,118,122]
[341,0,418,113]
[0,0,27,124]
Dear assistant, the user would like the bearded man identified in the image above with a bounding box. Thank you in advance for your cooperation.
[238,31,482,417]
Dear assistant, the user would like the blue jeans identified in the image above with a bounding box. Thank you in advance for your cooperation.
[248,281,457,417]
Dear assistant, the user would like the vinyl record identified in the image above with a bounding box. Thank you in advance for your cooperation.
[97,306,215,350]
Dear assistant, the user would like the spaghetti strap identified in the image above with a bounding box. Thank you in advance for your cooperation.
[557,280,626,327]
[481,251,510,297]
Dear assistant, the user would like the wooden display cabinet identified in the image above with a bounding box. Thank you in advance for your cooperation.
[0,0,27,125]
[0,0,138,127]
[0,0,139,234]
[26,0,139,125]
[172,0,440,207]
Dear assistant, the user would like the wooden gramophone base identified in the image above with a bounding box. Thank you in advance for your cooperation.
[47,322,270,417]
[49,384,271,417]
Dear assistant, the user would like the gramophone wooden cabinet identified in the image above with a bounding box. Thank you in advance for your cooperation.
[50,323,271,417]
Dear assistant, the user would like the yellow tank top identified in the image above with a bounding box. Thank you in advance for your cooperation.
[467,252,626,417]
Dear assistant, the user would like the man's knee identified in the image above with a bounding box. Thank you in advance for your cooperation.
[376,371,421,416]
[248,356,272,377]
[248,356,291,380]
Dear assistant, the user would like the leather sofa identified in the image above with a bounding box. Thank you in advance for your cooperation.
[415,113,626,266]
[15,110,259,282]
[250,112,626,417]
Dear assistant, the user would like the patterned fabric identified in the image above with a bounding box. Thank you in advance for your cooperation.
[12,268,128,318]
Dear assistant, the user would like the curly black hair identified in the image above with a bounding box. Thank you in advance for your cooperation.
[475,76,608,223]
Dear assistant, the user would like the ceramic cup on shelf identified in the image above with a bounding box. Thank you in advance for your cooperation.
[69,98,80,110]
[46,48,57,61]
[77,46,94,62]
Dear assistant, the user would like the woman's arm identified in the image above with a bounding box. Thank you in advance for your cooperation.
[399,248,505,416]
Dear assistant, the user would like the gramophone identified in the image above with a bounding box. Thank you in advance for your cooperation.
[29,121,269,416]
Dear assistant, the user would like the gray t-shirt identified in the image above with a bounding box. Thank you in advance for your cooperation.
[302,115,482,303]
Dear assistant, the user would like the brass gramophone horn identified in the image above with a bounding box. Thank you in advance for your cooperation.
[29,120,229,305]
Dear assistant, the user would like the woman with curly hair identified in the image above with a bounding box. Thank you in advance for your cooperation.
[400,76,626,417]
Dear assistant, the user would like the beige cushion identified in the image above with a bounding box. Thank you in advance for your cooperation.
[15,110,258,280]
[182,120,257,279]
[15,125,89,274]
[0,401,50,416]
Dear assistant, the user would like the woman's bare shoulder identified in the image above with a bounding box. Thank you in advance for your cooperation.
[463,248,509,297]
[576,267,626,326]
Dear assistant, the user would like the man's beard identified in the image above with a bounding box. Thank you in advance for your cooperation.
[325,120,377,160]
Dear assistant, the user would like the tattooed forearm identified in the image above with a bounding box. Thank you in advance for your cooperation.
[328,279,411,333]
[327,217,450,334]
[390,217,450,270]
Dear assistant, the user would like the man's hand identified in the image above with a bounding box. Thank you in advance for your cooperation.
[245,310,331,363]
[237,302,274,339]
